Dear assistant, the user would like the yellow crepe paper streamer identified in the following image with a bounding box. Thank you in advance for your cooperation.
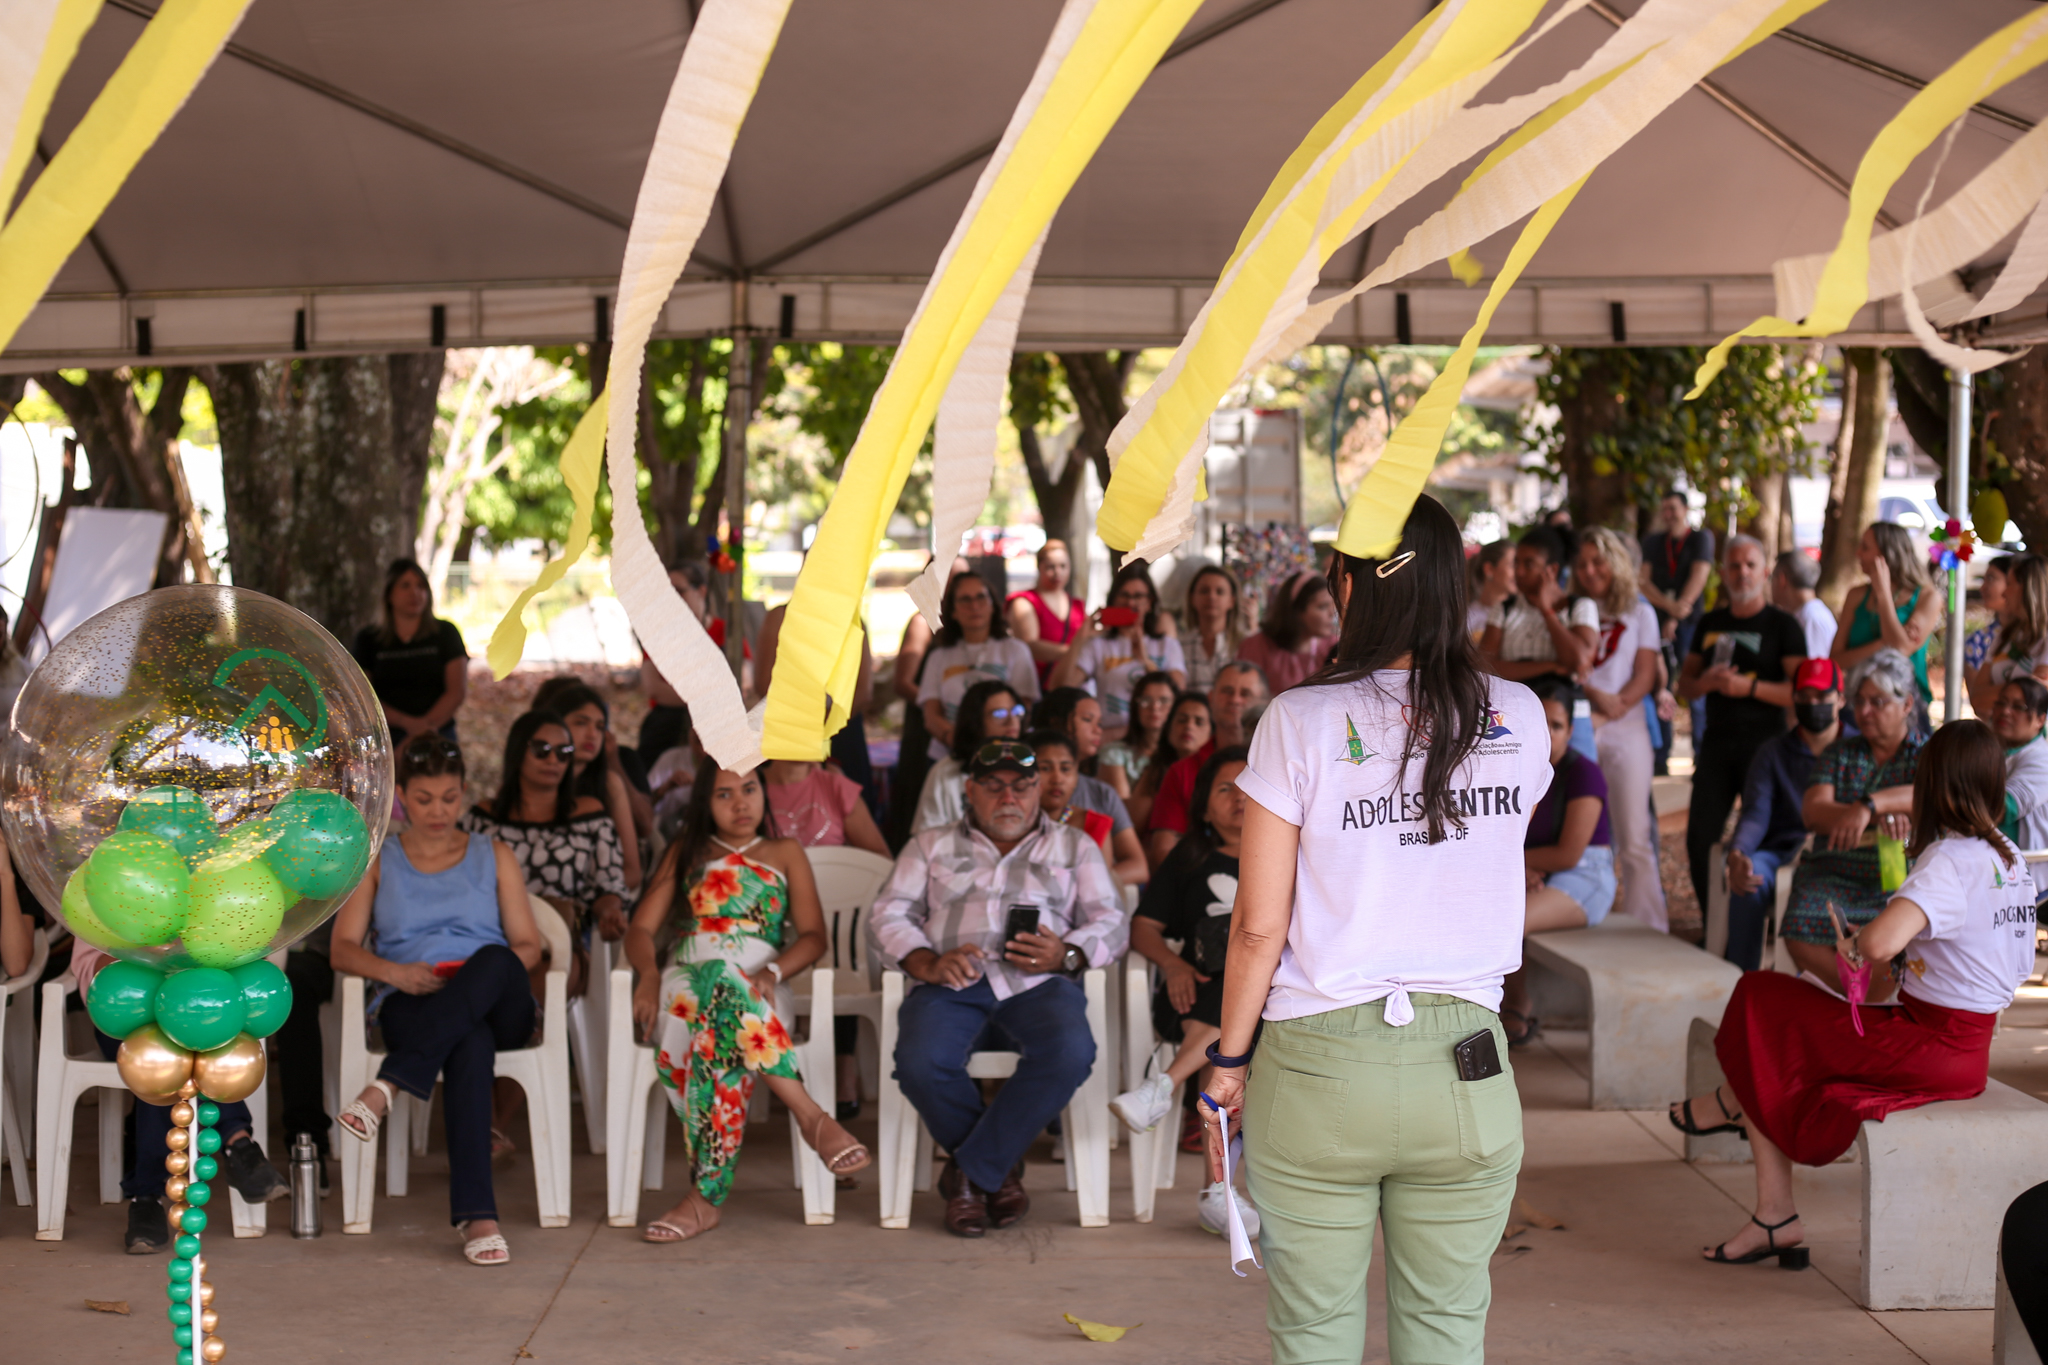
[0,0,253,354]
[760,0,1206,762]
[0,0,98,216]
[1338,177,1586,558]
[1064,1314,1139,1342]
[1095,0,1555,554]
[1689,7,2048,398]
[485,400,608,677]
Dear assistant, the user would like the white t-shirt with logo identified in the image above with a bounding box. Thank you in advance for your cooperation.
[1237,671,1553,1025]
[1895,834,2038,1015]
[1585,598,1660,696]
[1074,633,1186,730]
[917,637,1039,759]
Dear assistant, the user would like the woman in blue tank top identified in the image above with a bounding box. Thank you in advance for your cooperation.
[331,734,543,1267]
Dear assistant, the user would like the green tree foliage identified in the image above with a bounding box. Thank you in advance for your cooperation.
[1526,345,1824,532]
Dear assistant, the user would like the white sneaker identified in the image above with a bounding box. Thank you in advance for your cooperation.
[1109,1074,1175,1134]
[1197,1180,1260,1239]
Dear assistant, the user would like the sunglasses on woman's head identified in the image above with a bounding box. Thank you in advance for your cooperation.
[528,740,576,761]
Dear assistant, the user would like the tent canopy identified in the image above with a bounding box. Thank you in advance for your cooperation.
[7,0,2046,369]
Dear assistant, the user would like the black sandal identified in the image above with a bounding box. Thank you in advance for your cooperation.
[1501,1008,1541,1048]
[1705,1213,1809,1268]
[1668,1086,1746,1139]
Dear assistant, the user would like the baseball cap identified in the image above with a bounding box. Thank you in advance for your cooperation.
[1793,658,1844,694]
[968,739,1037,779]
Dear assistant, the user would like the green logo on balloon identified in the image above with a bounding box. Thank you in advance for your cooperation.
[82,831,192,946]
[154,968,246,1052]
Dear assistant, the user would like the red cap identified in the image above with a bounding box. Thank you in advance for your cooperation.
[1793,658,1843,694]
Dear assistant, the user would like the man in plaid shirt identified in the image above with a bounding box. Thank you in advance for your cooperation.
[872,739,1129,1236]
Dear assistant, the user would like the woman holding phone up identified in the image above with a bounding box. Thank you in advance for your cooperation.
[1203,497,1551,1365]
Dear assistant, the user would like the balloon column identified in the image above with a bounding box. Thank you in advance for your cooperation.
[0,585,392,1365]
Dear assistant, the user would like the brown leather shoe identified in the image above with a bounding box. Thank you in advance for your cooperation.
[988,1161,1029,1228]
[938,1158,988,1238]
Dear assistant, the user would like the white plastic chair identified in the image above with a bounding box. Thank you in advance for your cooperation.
[605,963,841,1226]
[33,976,123,1239]
[789,846,895,1108]
[337,908,573,1233]
[566,933,615,1154]
[876,966,1111,1229]
[1120,957,1184,1223]
[1,929,49,1209]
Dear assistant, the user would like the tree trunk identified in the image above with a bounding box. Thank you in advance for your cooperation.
[1054,351,1135,588]
[1745,467,1787,562]
[201,353,444,637]
[644,340,713,567]
[1818,348,1887,612]
[34,368,214,585]
[1551,351,1635,532]
[1018,422,1090,574]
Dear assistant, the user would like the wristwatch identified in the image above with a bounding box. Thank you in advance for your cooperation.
[1060,944,1085,976]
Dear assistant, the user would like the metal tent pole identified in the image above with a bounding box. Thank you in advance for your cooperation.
[1944,367,1971,723]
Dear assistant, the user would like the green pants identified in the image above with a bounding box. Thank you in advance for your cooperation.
[1245,993,1522,1365]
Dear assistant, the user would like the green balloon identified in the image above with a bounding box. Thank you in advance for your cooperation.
[154,968,246,1052]
[181,860,292,969]
[231,959,293,1037]
[116,785,220,864]
[86,960,164,1036]
[262,790,370,900]
[82,831,191,946]
[60,865,140,952]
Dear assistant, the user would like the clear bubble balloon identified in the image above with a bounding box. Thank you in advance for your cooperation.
[1,585,393,970]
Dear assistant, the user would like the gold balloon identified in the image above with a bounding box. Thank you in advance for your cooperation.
[197,1281,215,1307]
[166,1176,189,1202]
[200,1336,226,1363]
[192,1034,265,1104]
[165,1151,189,1176]
[116,1025,194,1105]
[200,1309,219,1333]
[169,1205,184,1231]
[166,1128,189,1151]
[170,1102,195,1127]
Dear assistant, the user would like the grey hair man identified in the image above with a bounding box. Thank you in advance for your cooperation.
[1771,549,1837,661]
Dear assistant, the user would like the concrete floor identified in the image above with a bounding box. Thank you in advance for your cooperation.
[7,1012,2043,1364]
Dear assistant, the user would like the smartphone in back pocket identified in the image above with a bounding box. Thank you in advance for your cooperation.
[1003,904,1041,946]
[1453,1028,1503,1082]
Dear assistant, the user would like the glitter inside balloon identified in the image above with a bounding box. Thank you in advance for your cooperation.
[0,585,393,970]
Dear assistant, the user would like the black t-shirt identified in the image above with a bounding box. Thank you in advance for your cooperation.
[1641,528,1715,627]
[1691,603,1806,747]
[1136,845,1239,1032]
[352,618,468,719]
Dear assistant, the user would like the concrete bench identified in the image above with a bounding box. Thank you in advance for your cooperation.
[1522,913,1743,1110]
[1688,1018,2048,1310]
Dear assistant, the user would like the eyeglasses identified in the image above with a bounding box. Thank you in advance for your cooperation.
[528,740,576,761]
[974,777,1039,797]
[986,704,1029,721]
[1991,696,2045,716]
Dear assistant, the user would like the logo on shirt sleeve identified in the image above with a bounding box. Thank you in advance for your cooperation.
[1336,714,1377,766]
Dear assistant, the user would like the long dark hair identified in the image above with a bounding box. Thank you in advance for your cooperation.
[1309,496,1488,845]
[655,755,780,893]
[1108,561,1170,639]
[949,678,1022,765]
[1907,718,2018,868]
[1168,744,1250,867]
[1260,570,1334,651]
[534,679,611,799]
[489,710,576,823]
[935,569,1008,647]
[1034,686,1100,774]
[379,557,434,645]
[1150,691,1212,771]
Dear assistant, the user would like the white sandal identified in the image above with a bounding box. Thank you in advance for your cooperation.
[339,1079,396,1143]
[457,1220,510,1266]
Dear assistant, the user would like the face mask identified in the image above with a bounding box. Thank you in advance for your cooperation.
[1794,701,1835,733]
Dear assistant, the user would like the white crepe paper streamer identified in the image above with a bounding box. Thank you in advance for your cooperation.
[1772,118,2048,328]
[905,228,1048,629]
[1115,0,1797,561]
[0,0,70,212]
[1200,1094,1261,1276]
[1896,106,2030,372]
[602,0,795,774]
[1968,191,2048,320]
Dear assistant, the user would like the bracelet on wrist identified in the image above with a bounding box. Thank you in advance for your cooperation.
[1205,1039,1255,1070]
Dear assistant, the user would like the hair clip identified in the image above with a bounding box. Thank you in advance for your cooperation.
[1375,551,1417,579]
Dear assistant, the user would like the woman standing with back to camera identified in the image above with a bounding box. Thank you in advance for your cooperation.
[1203,496,1551,1365]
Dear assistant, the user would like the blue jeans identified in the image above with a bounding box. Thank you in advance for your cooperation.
[1723,845,1790,972]
[94,1031,253,1202]
[893,975,1096,1192]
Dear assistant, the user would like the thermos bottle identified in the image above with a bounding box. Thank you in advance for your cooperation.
[290,1132,322,1239]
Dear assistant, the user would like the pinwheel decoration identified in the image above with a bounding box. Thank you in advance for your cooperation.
[1928,518,1977,574]
[707,536,738,575]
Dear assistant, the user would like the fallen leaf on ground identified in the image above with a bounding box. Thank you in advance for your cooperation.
[84,1300,130,1315]
[1064,1314,1139,1342]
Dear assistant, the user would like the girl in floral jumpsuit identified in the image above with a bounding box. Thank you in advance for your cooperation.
[625,761,870,1242]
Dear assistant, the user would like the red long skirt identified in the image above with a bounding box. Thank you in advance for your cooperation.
[1714,971,1996,1166]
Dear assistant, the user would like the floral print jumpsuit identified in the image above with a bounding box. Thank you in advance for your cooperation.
[656,838,799,1205]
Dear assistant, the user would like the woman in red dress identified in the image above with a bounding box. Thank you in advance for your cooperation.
[1008,539,1086,689]
[1667,719,2038,1267]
